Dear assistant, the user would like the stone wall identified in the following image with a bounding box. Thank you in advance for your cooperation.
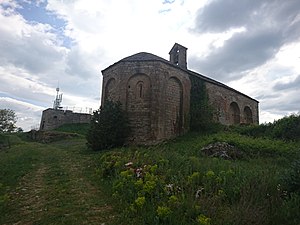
[205,82,259,125]
[101,49,259,145]
[39,108,91,131]
[102,60,191,144]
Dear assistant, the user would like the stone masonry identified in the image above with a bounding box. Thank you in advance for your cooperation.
[39,108,91,131]
[101,43,259,144]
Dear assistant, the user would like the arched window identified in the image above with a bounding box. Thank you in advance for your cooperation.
[126,74,151,142]
[165,77,183,136]
[244,106,253,124]
[136,81,144,98]
[104,78,116,101]
[229,102,240,124]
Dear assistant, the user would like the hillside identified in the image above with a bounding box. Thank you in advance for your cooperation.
[0,121,300,225]
[0,134,115,225]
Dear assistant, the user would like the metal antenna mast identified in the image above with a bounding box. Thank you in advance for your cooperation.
[53,85,63,110]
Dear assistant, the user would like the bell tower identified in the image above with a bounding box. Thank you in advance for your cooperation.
[169,43,188,69]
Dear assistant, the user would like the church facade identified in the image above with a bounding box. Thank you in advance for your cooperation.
[101,43,259,144]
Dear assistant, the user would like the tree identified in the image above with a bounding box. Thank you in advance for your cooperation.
[0,109,17,133]
[86,101,130,151]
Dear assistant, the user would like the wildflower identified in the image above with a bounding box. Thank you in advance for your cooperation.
[135,179,144,189]
[195,187,204,199]
[135,196,146,208]
[206,170,215,178]
[217,189,226,198]
[176,186,182,193]
[168,195,178,205]
[120,170,133,178]
[215,176,222,183]
[125,162,133,167]
[197,214,211,225]
[150,164,158,173]
[134,167,143,178]
[165,183,174,195]
[143,180,156,194]
[188,172,201,183]
[157,206,172,219]
[277,184,281,191]
[166,183,174,189]
[129,203,137,213]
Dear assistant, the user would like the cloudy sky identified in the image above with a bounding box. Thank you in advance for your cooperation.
[0,0,299,131]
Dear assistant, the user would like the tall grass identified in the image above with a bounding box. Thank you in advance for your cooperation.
[95,131,300,225]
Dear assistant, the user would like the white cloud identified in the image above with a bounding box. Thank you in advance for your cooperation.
[0,97,44,131]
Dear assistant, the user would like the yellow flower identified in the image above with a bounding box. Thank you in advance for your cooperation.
[157,206,172,219]
[197,214,211,225]
[135,196,146,208]
[205,170,215,178]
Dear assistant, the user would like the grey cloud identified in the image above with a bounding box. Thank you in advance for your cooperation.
[255,93,280,101]
[261,97,300,112]
[259,84,300,112]
[191,0,300,81]
[65,47,95,79]
[190,28,282,81]
[273,75,300,91]
[194,0,262,33]
[0,26,66,74]
[194,0,300,34]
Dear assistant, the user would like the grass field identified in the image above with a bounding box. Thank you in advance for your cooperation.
[0,135,115,225]
[0,127,300,225]
[97,132,300,225]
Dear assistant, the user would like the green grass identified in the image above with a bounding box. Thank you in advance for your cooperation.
[1,129,300,225]
[0,135,115,225]
[95,131,300,225]
[54,123,90,136]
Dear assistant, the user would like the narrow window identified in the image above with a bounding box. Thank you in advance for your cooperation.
[139,83,143,98]
[136,81,144,98]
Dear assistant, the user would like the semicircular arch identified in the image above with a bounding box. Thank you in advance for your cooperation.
[244,106,253,124]
[165,76,183,137]
[104,78,116,101]
[229,102,240,124]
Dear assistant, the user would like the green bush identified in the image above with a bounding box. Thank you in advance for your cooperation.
[282,159,300,195]
[272,114,300,141]
[86,101,130,151]
[236,114,300,141]
[0,134,9,148]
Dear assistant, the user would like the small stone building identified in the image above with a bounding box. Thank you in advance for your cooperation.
[101,43,259,144]
[39,108,91,131]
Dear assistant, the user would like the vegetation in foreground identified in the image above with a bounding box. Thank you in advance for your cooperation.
[93,114,300,225]
[97,132,300,225]
[0,114,300,224]
[0,135,115,225]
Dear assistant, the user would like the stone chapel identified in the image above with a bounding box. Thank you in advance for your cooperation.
[101,43,259,144]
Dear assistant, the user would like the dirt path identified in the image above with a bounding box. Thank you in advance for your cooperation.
[4,139,115,225]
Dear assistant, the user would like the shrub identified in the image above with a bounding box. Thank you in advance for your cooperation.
[272,114,300,141]
[282,159,300,195]
[86,101,130,151]
[237,114,300,141]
